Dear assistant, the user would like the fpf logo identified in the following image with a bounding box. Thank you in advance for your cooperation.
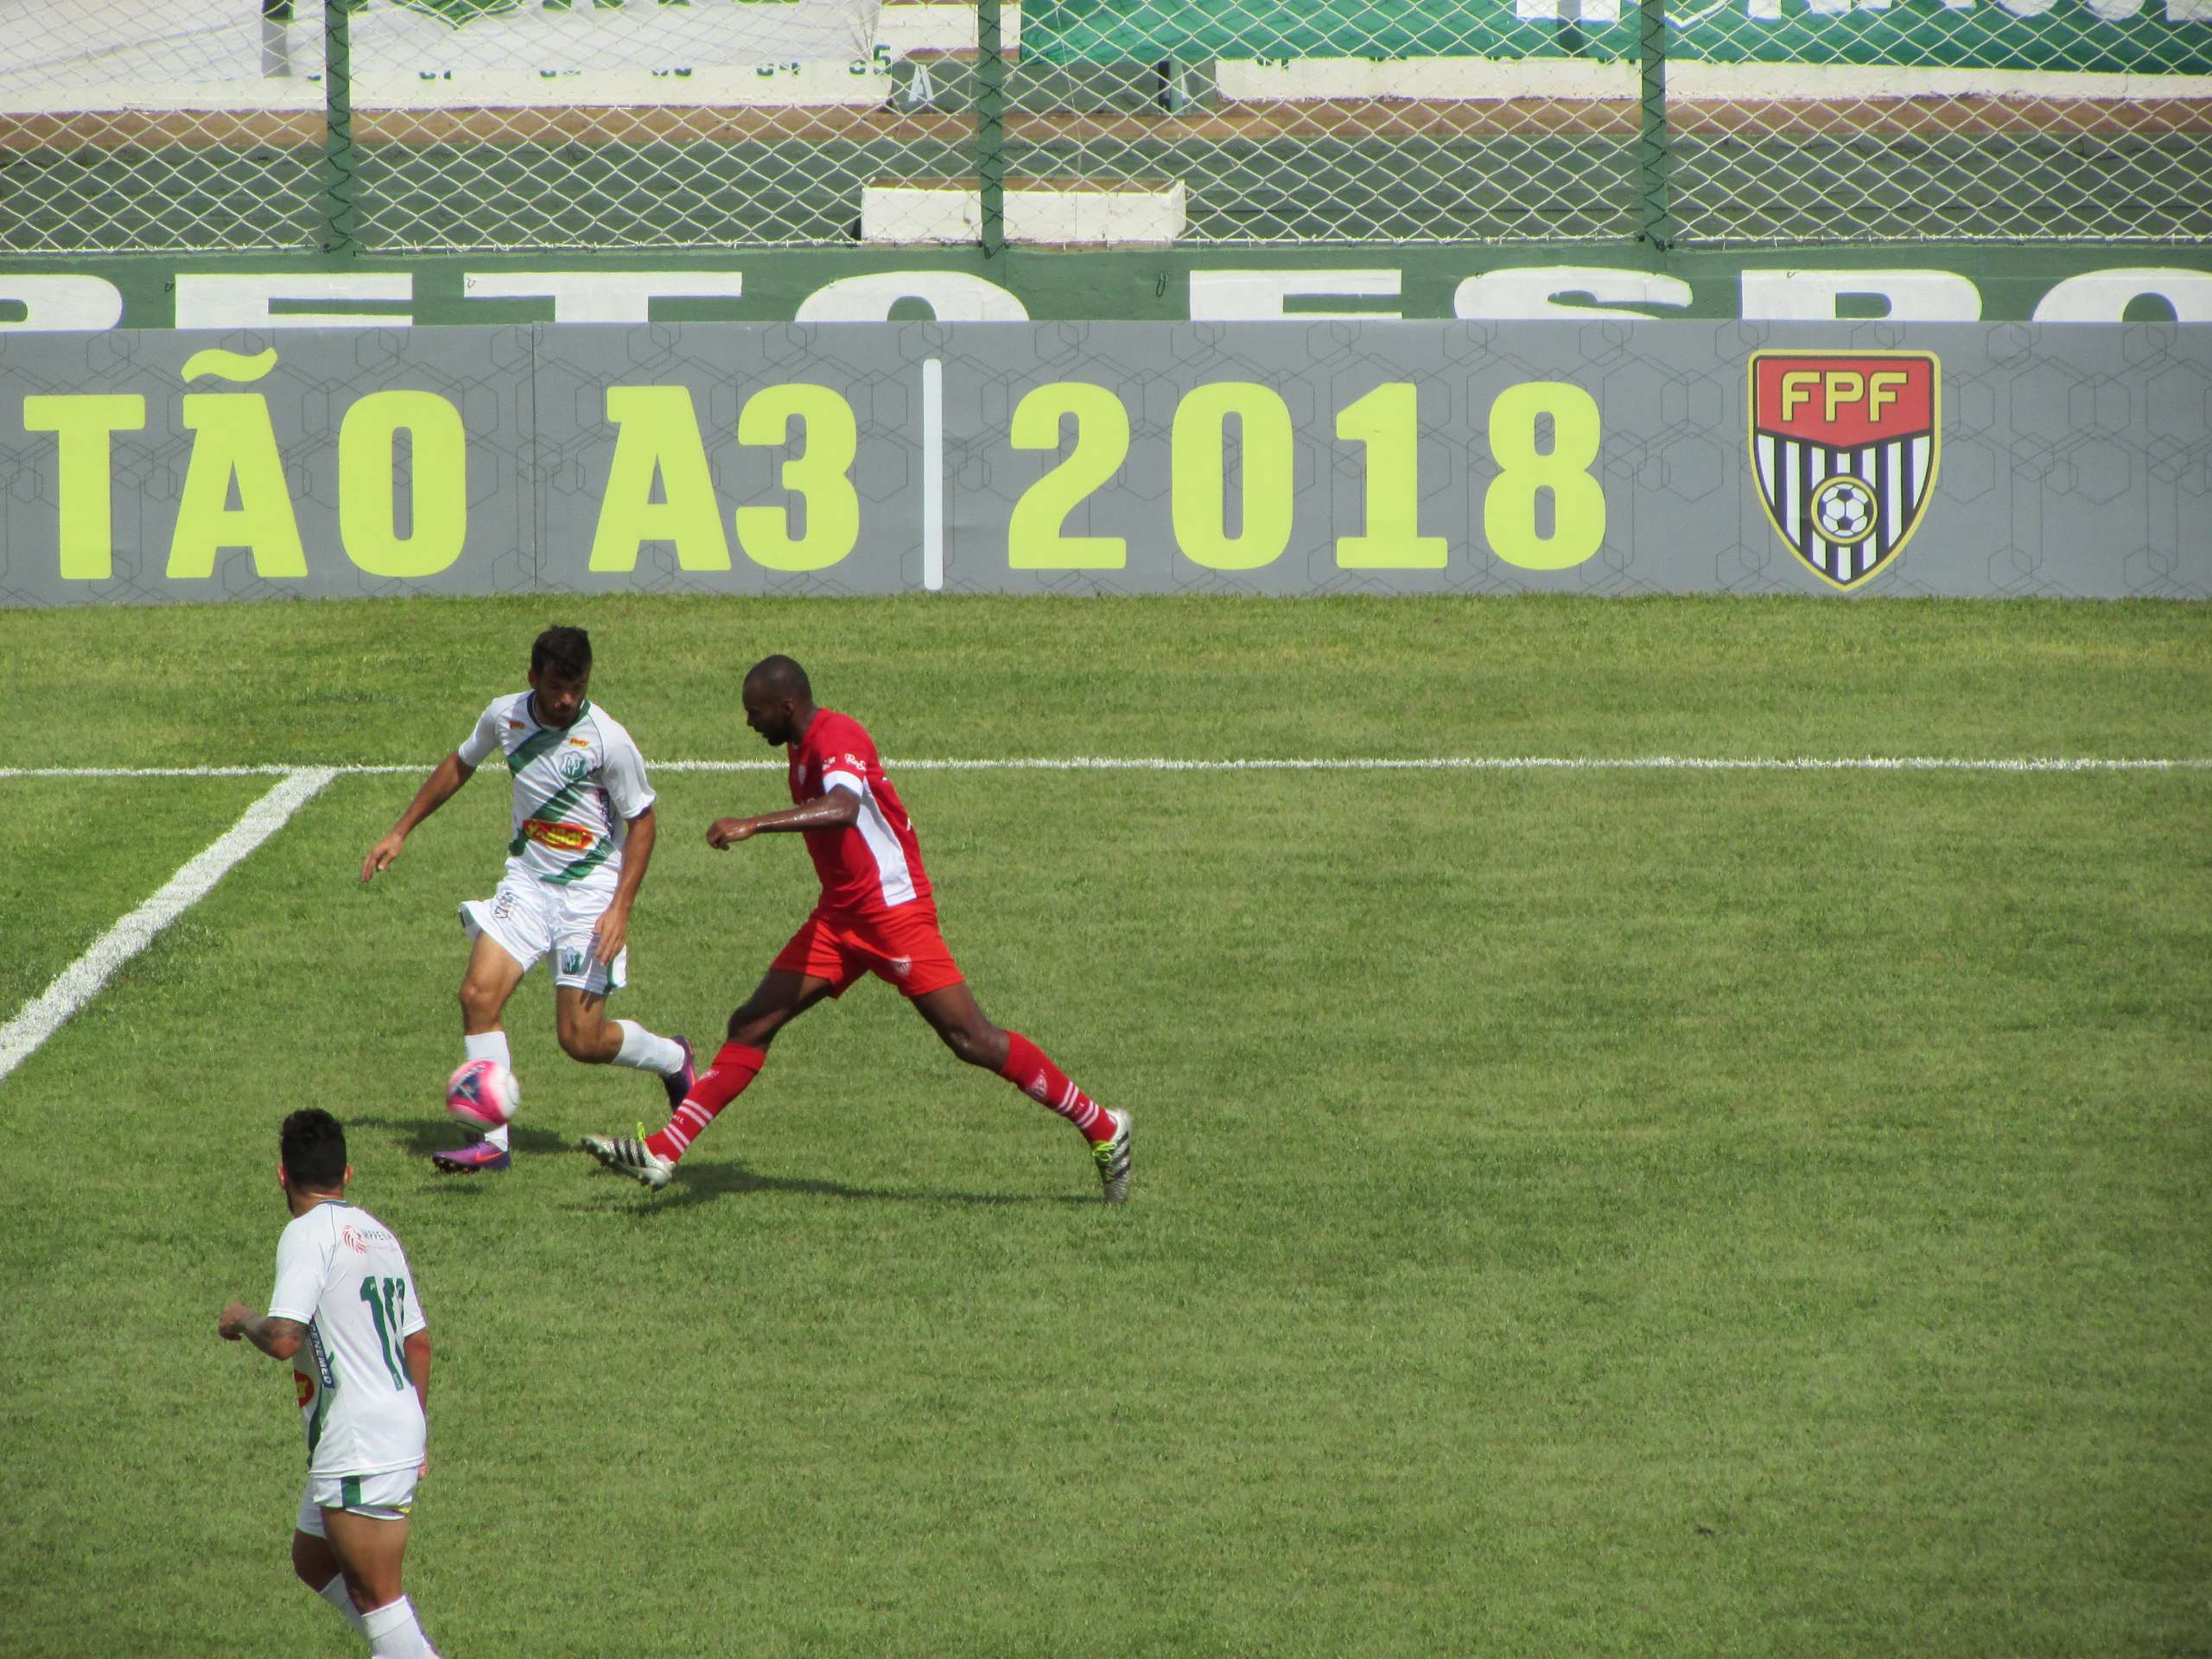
[1750,352,1941,589]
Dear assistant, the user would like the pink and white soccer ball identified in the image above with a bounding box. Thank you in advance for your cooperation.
[445,1059,520,1130]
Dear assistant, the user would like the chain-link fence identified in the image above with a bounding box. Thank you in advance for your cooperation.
[1662,0,2212,245]
[3,0,2208,256]
[0,2,323,253]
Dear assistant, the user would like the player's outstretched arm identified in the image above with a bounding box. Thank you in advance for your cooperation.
[361,752,476,882]
[217,1303,308,1361]
[588,807,656,963]
[707,786,861,849]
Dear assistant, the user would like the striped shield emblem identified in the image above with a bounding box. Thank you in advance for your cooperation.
[1750,352,1941,589]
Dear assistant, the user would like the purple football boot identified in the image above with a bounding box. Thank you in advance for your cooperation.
[431,1137,512,1174]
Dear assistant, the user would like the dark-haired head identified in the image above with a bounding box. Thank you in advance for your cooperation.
[531,626,592,682]
[279,1109,348,1192]
[528,626,593,729]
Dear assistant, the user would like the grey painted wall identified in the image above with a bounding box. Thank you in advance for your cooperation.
[3,321,2205,604]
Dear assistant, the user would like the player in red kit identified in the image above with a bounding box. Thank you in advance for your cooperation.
[580,654,1132,1202]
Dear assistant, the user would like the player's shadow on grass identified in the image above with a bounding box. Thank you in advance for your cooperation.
[577,1156,1097,1212]
[347,1115,570,1164]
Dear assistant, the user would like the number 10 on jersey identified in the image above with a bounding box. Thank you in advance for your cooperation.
[1007,378,1606,574]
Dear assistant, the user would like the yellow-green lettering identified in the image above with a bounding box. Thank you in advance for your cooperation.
[168,394,307,579]
[1172,382,1293,571]
[1007,383,1128,569]
[1335,382,1446,569]
[1484,381,1605,570]
[22,394,145,580]
[340,391,467,579]
[590,385,732,572]
[736,384,859,573]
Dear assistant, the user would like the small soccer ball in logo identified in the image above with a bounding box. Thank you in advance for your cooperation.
[445,1059,520,1130]
[1813,479,1878,544]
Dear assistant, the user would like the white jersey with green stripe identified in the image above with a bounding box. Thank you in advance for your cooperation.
[266,1201,427,1479]
[456,693,655,893]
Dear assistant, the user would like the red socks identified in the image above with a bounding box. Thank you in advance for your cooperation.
[999,1032,1112,1141]
[648,1041,766,1162]
[651,1033,1104,1163]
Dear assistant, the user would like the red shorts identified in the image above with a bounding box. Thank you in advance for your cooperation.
[771,901,964,999]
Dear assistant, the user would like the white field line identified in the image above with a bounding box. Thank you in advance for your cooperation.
[0,755,2208,780]
[0,766,338,1085]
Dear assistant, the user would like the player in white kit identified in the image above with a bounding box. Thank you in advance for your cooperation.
[360,626,694,1172]
[218,1109,442,1658]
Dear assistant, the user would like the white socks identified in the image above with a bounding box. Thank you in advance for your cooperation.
[316,1574,365,1635]
[463,1031,513,1151]
[613,1019,685,1077]
[461,1023,680,1154]
[360,1594,439,1658]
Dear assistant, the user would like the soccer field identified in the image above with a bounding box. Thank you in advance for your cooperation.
[2,594,2208,1659]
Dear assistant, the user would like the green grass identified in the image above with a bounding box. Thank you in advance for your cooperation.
[0,777,270,1008]
[1,594,2207,1659]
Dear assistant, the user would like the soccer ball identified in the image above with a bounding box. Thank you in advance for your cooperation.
[445,1059,520,1130]
[1813,478,1877,544]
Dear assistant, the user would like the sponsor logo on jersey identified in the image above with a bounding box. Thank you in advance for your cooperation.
[295,1370,315,1409]
[1749,351,1940,590]
[522,818,595,853]
[341,1224,367,1255]
[568,736,590,747]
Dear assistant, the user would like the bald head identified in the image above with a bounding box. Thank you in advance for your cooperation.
[740,655,816,748]
[744,654,811,703]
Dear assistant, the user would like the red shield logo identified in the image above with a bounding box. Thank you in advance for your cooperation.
[1750,352,1941,589]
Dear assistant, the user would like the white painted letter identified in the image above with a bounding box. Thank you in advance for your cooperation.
[1455,267,1692,320]
[173,274,413,329]
[1740,269,1980,321]
[0,275,124,333]
[1188,270,1402,321]
[2033,268,2212,323]
[461,271,745,321]
[795,271,1029,322]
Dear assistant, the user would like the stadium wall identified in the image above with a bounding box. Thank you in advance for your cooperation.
[4,247,2212,329]
[3,320,2206,604]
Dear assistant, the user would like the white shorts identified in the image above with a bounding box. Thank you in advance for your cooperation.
[296,1466,417,1534]
[460,874,628,995]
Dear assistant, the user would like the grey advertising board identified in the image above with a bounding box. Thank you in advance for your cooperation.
[2,321,2206,604]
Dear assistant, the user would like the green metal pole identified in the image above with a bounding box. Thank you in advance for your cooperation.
[976,0,1006,257]
[321,0,356,255]
[1637,0,1673,251]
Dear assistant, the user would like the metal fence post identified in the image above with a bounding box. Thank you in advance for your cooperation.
[977,0,1007,257]
[1637,0,1674,251]
[321,0,356,255]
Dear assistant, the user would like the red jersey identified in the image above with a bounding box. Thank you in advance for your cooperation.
[788,709,932,917]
